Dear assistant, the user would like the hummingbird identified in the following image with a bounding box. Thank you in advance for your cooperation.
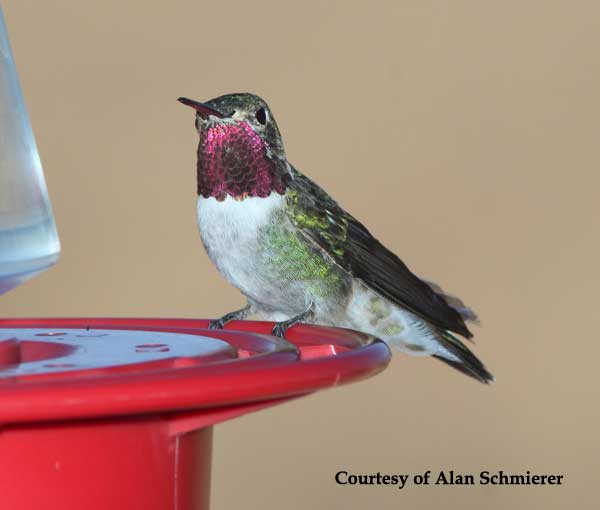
[178,93,493,383]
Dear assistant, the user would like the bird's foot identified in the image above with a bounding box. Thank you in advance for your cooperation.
[208,318,226,330]
[208,304,252,330]
[269,323,301,354]
[270,303,315,339]
[271,322,288,338]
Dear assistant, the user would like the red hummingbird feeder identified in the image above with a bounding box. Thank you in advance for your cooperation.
[0,318,390,510]
[0,9,391,509]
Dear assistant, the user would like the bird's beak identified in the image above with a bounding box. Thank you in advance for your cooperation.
[177,97,226,118]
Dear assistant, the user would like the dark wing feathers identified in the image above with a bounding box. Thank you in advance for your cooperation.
[347,221,473,338]
[286,167,473,338]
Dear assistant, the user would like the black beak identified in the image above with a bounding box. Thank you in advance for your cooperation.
[177,97,226,118]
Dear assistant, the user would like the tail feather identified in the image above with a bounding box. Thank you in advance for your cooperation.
[424,280,480,325]
[343,281,492,383]
[435,331,494,384]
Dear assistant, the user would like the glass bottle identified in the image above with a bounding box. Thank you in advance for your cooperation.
[0,7,60,296]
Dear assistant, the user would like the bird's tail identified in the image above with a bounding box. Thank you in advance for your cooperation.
[424,279,480,324]
[434,331,494,384]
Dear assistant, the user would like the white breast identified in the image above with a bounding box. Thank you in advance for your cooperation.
[196,193,284,298]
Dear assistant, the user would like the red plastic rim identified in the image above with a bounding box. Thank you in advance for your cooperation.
[0,318,391,424]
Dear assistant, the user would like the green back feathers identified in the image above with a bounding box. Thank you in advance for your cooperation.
[284,165,474,339]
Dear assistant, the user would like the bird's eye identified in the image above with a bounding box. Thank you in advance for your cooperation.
[255,107,268,125]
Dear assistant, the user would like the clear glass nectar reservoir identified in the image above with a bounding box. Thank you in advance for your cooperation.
[0,7,60,295]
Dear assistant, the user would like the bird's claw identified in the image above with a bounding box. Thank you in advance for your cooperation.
[271,323,287,338]
[208,319,225,330]
[269,323,300,354]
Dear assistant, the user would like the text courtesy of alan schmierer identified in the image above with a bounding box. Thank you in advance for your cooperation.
[335,470,564,489]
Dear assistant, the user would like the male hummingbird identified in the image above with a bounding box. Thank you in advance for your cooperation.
[178,93,493,383]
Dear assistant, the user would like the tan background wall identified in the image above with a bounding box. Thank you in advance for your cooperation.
[2,1,598,508]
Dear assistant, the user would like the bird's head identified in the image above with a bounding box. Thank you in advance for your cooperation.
[178,93,290,201]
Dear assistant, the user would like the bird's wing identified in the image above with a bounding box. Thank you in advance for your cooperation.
[285,166,473,338]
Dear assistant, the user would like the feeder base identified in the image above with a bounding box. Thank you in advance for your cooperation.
[0,417,212,510]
